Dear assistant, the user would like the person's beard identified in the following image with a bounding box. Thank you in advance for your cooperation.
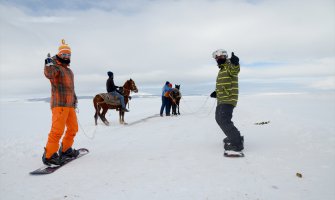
[56,55,71,65]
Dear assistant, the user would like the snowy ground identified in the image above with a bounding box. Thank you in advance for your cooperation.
[0,93,334,200]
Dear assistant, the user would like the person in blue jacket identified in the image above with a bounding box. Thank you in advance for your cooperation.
[160,81,172,116]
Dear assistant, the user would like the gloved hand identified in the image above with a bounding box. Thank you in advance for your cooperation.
[45,53,53,66]
[74,101,79,113]
[210,91,217,98]
[230,52,239,66]
[128,96,132,100]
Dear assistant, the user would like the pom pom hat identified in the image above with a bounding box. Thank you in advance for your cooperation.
[57,39,71,58]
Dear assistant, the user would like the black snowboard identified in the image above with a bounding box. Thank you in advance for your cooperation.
[224,150,244,157]
[30,148,89,175]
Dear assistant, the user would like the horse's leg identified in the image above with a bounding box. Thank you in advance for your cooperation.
[119,110,123,124]
[121,111,126,125]
[177,100,180,115]
[101,106,109,125]
[172,103,176,115]
[119,110,126,124]
[94,113,98,125]
[98,105,104,121]
[94,103,100,125]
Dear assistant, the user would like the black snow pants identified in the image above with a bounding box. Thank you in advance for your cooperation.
[215,103,242,145]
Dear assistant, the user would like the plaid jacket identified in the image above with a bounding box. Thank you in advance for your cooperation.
[44,56,77,108]
[215,59,240,107]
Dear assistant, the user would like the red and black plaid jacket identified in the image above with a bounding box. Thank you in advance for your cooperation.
[44,56,77,108]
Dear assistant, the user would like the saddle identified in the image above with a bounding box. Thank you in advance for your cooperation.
[98,93,121,106]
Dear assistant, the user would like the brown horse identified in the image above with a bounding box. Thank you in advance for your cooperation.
[93,79,138,125]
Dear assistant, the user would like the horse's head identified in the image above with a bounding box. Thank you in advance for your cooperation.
[125,79,138,93]
[175,84,180,90]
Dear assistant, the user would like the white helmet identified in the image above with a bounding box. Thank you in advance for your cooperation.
[212,49,228,59]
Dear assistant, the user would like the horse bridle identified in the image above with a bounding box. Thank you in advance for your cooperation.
[122,80,137,94]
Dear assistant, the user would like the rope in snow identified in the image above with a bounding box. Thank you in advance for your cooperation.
[127,114,161,126]
[205,99,216,117]
[78,119,98,140]
[180,96,216,117]
[180,96,208,113]
[76,108,97,140]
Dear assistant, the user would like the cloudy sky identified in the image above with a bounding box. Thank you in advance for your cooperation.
[0,0,334,98]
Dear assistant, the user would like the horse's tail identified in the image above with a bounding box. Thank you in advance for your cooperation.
[95,96,104,114]
[93,95,102,110]
[93,95,97,110]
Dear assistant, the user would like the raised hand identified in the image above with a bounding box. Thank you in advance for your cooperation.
[230,52,239,66]
[45,53,53,66]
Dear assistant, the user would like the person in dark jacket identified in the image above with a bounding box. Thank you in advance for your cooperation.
[211,49,244,156]
[106,71,129,112]
[160,81,172,116]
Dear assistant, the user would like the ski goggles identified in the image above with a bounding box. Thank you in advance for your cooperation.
[61,53,71,58]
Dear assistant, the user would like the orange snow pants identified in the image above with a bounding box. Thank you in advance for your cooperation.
[45,107,78,158]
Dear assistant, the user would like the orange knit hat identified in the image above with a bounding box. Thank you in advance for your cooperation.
[57,39,71,56]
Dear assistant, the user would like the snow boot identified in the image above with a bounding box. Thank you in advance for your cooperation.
[223,136,244,151]
[223,137,230,144]
[42,149,61,166]
[59,146,80,160]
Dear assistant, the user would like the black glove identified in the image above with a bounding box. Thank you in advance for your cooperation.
[210,91,217,98]
[128,96,132,100]
[45,53,52,66]
[230,52,239,66]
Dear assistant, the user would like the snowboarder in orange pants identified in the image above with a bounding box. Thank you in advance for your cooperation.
[43,39,79,166]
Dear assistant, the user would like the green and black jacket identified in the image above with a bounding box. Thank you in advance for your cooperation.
[215,60,240,107]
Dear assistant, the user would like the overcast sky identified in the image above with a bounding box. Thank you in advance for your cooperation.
[0,0,334,98]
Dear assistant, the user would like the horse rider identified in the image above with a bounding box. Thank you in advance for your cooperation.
[106,71,129,112]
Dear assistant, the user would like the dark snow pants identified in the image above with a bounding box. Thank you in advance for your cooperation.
[215,103,241,145]
[160,96,171,116]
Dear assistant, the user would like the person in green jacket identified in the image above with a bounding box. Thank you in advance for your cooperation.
[210,49,244,155]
